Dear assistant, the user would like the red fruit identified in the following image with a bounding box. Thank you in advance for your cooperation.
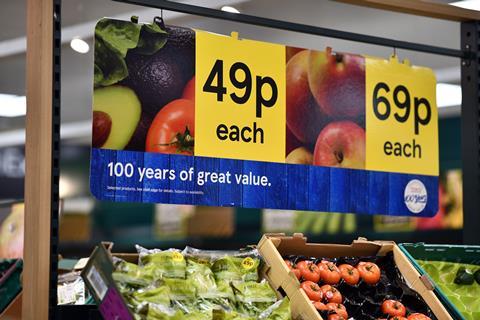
[301,281,323,301]
[320,285,342,304]
[146,99,194,155]
[328,315,346,320]
[357,261,381,285]
[286,46,305,63]
[407,313,431,320]
[319,262,341,285]
[338,264,360,286]
[296,260,312,271]
[308,47,365,118]
[182,76,195,102]
[313,121,365,169]
[286,126,303,156]
[301,263,321,283]
[325,303,348,319]
[381,300,406,317]
[313,301,328,311]
[286,50,328,146]
[284,259,301,280]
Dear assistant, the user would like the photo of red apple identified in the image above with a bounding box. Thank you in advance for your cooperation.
[308,47,365,119]
[286,147,313,165]
[286,46,305,63]
[313,121,365,169]
[286,50,328,146]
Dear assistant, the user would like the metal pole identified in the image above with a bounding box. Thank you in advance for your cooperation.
[461,21,480,245]
[113,0,468,59]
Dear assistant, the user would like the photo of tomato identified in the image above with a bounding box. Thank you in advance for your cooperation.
[381,300,406,317]
[145,99,195,155]
[325,303,348,319]
[338,264,360,285]
[320,285,342,304]
[407,313,431,320]
[319,261,341,285]
[301,263,321,282]
[357,261,381,285]
[301,280,323,301]
[182,76,195,102]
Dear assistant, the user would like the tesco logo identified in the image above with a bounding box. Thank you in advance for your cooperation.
[404,179,427,214]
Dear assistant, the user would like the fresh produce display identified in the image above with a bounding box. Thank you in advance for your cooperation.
[285,46,365,169]
[417,260,480,320]
[284,253,435,320]
[92,18,195,153]
[111,245,291,319]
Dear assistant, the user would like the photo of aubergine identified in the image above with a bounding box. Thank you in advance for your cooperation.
[123,25,195,118]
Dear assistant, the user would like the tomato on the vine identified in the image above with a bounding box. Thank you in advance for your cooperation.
[146,99,194,155]
[296,260,311,271]
[338,264,360,285]
[302,263,321,282]
[313,301,327,311]
[301,281,323,301]
[319,262,341,285]
[381,300,406,317]
[320,285,342,304]
[357,261,381,285]
[325,303,348,319]
[407,313,431,320]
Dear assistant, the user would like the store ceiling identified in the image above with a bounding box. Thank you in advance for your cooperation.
[0,0,463,137]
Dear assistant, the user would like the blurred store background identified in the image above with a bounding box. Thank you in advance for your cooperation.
[0,0,469,259]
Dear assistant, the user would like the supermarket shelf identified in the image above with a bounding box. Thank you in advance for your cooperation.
[59,229,463,257]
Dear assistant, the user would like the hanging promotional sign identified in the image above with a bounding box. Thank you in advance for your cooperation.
[90,18,438,217]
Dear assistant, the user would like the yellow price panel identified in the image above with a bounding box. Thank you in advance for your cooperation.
[365,56,438,176]
[195,31,286,163]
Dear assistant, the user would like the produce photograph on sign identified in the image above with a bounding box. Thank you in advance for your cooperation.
[285,47,365,169]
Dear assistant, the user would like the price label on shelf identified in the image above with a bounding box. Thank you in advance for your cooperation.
[195,31,286,163]
[365,56,438,175]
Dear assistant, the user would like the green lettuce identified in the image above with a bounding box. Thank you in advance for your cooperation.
[94,18,166,87]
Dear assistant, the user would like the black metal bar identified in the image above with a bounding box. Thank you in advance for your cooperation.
[113,0,469,59]
[51,0,61,318]
[461,21,480,245]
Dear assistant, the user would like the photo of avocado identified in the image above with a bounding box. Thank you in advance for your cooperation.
[92,18,195,154]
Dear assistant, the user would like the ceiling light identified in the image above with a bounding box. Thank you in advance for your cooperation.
[437,83,462,108]
[450,0,480,11]
[0,94,26,117]
[221,6,240,13]
[70,38,89,54]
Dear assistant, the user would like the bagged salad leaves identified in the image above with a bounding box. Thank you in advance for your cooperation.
[232,280,278,316]
[183,246,261,282]
[258,298,291,320]
[110,245,290,320]
[137,245,186,279]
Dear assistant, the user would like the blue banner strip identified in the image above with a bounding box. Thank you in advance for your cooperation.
[90,148,438,217]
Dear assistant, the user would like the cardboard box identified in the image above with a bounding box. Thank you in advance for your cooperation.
[257,233,452,320]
